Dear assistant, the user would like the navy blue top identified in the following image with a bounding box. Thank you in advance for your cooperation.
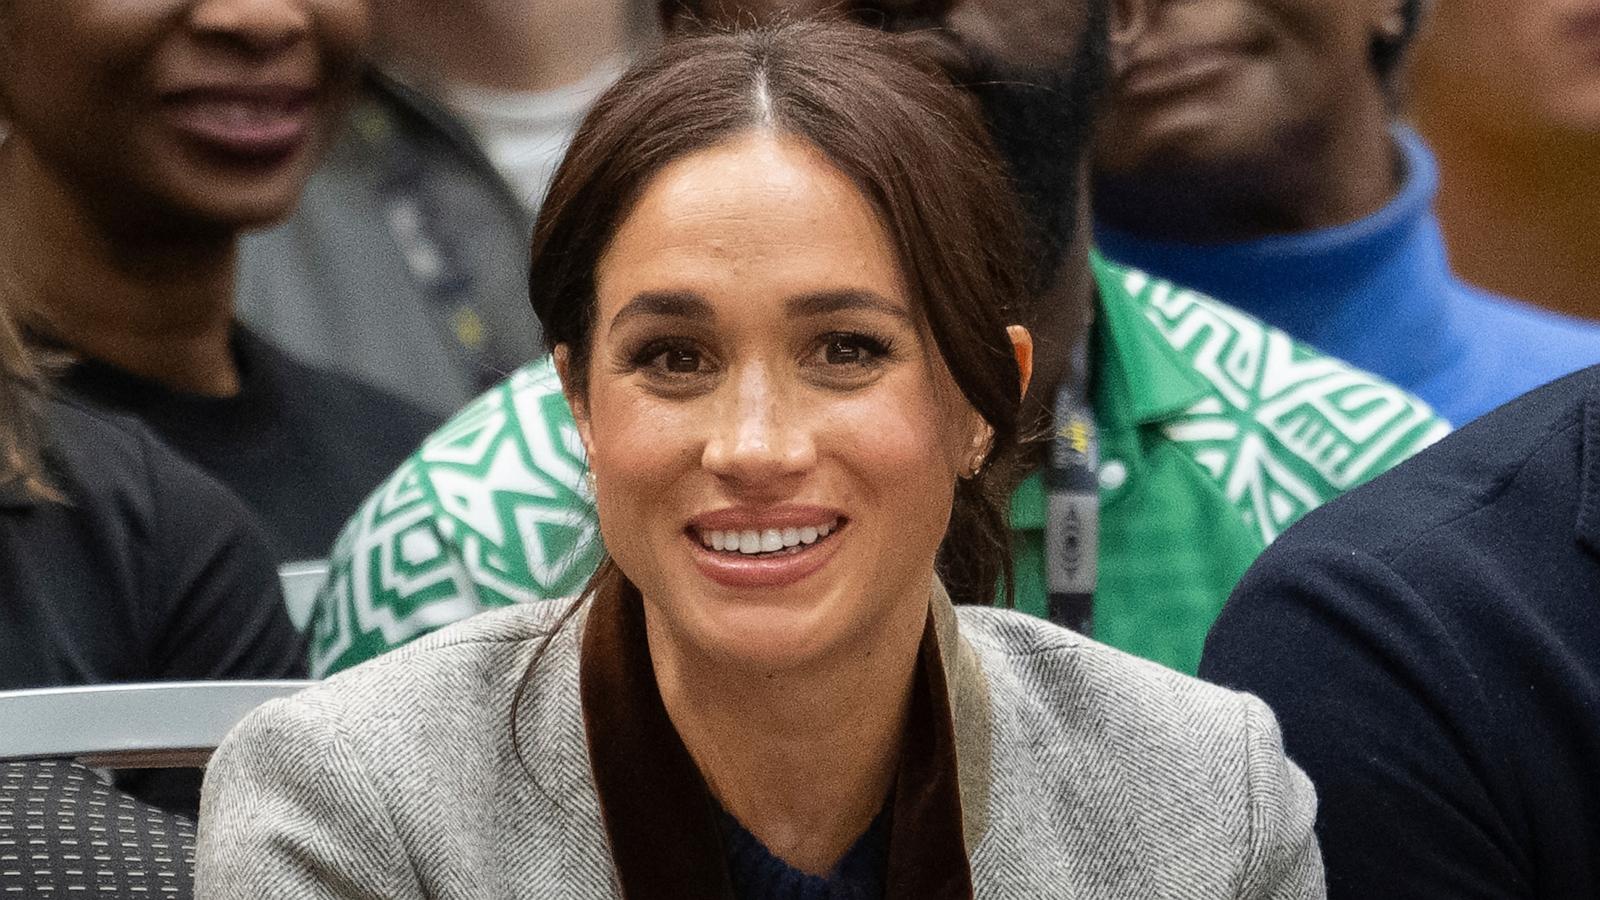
[1095,128,1600,426]
[719,807,888,900]
[1202,364,1600,897]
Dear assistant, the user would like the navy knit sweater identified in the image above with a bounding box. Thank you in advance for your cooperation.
[719,807,889,900]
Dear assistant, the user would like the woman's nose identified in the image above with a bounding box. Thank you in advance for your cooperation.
[700,368,817,489]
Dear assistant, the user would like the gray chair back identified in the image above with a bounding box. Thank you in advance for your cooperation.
[0,680,314,768]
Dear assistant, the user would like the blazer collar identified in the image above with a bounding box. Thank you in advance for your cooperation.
[579,578,988,898]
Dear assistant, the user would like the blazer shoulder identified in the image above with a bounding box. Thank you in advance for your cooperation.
[957,605,1259,731]
[293,600,585,726]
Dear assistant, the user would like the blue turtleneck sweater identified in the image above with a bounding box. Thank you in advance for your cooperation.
[1095,128,1600,427]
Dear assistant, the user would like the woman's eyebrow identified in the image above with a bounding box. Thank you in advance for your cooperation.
[785,289,913,323]
[608,290,712,334]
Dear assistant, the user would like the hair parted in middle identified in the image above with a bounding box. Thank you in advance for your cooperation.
[528,17,1048,609]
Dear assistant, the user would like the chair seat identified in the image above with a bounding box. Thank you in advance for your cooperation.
[0,760,195,897]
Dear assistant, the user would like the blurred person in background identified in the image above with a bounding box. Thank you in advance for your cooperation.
[0,0,436,563]
[1092,0,1600,428]
[307,0,1449,680]
[1409,0,1600,322]
[0,300,304,817]
[238,0,654,419]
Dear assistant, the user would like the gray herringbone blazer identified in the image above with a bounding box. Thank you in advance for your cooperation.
[197,597,1325,898]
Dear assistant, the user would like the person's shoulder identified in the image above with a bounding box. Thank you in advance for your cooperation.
[310,356,598,676]
[42,394,261,528]
[957,606,1319,885]
[288,600,581,728]
[1450,282,1600,377]
[1265,362,1600,563]
[413,355,576,459]
[324,351,587,557]
[957,606,1260,742]
[1098,254,1448,426]
[42,394,163,487]
[1095,255,1450,504]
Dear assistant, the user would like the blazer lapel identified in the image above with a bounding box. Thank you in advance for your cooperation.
[580,583,736,900]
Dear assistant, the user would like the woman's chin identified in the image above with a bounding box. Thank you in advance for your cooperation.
[664,592,851,674]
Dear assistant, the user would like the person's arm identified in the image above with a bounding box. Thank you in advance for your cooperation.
[1235,696,1324,899]
[1202,543,1529,900]
[196,696,419,899]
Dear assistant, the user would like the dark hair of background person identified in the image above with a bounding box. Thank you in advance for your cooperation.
[531,18,1039,614]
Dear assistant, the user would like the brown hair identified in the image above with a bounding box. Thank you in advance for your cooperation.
[530,18,1039,610]
[0,297,53,501]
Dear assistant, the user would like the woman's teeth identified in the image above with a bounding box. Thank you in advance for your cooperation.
[700,520,837,555]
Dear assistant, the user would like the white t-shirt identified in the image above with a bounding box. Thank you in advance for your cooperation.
[443,57,627,215]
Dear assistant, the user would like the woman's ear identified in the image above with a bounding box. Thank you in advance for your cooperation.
[553,344,596,461]
[1108,0,1152,80]
[1007,325,1034,401]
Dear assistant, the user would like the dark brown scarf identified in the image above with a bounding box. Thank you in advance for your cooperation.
[579,583,975,899]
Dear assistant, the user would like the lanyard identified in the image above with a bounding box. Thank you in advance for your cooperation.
[1044,341,1099,634]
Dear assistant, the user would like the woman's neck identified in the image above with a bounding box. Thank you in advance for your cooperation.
[646,597,928,877]
[0,141,240,396]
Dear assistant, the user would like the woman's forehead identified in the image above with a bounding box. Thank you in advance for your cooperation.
[595,133,911,313]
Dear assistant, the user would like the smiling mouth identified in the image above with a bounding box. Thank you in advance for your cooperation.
[692,518,844,558]
[161,89,317,160]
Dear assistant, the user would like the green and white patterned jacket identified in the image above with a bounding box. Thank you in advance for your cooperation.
[309,255,1449,677]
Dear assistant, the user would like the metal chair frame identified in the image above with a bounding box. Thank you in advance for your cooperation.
[0,680,315,768]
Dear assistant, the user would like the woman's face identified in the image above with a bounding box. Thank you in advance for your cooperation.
[1095,0,1399,179]
[569,132,986,673]
[0,0,368,230]
[1414,0,1600,134]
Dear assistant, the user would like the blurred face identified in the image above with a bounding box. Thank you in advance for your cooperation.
[1416,0,1600,133]
[1095,0,1397,180]
[568,131,986,673]
[666,0,1113,290]
[0,0,368,231]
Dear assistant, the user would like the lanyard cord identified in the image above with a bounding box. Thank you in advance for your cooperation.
[1044,340,1099,634]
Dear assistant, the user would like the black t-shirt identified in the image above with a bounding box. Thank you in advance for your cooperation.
[0,397,304,689]
[58,327,440,561]
[1,397,307,815]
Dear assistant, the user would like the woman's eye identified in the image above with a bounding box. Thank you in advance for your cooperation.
[820,333,891,366]
[659,347,702,373]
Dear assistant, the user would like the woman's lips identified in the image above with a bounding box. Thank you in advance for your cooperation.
[686,519,847,590]
[160,88,316,161]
